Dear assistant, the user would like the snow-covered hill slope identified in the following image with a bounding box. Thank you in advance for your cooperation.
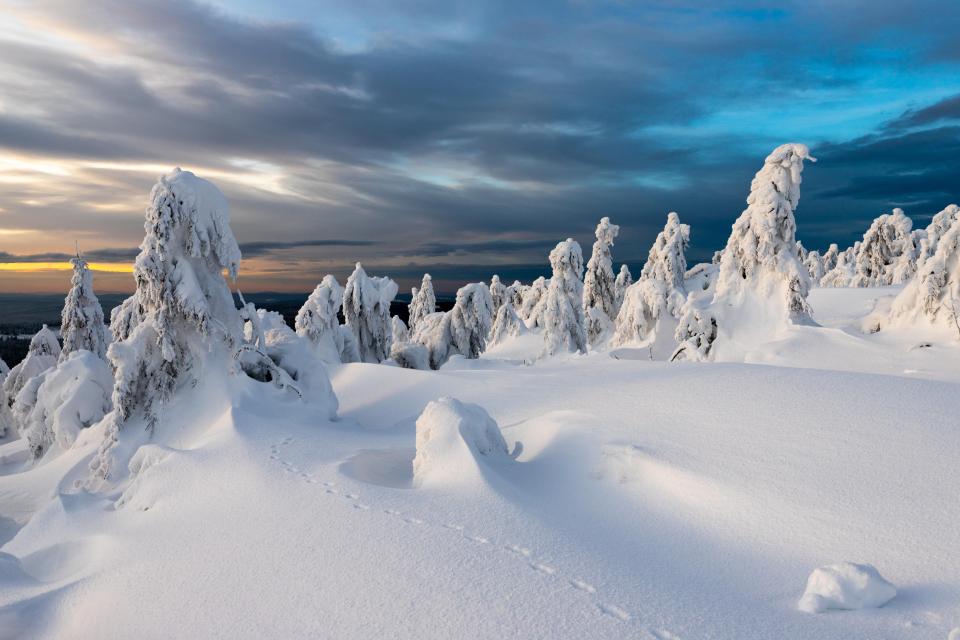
[0,288,958,639]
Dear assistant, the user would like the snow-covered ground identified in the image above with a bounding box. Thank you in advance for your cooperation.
[0,286,959,639]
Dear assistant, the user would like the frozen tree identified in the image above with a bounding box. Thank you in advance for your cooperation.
[795,240,808,261]
[641,212,689,292]
[488,303,526,346]
[540,239,587,356]
[343,263,398,364]
[408,274,436,332]
[409,283,494,368]
[674,143,815,361]
[60,255,110,362]
[520,276,548,325]
[888,211,960,335]
[820,244,858,287]
[614,264,633,314]
[3,325,60,408]
[804,250,826,283]
[917,204,960,267]
[582,217,620,344]
[506,280,524,311]
[821,243,840,272]
[391,316,410,345]
[851,209,915,287]
[295,275,355,363]
[612,280,670,347]
[18,351,112,459]
[0,359,11,437]
[91,169,246,481]
[489,275,508,316]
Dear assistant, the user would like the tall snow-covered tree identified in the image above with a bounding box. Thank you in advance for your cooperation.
[489,275,508,316]
[60,255,109,362]
[614,264,633,314]
[582,217,620,344]
[641,212,689,291]
[295,275,356,363]
[3,325,60,409]
[0,358,12,437]
[91,168,245,481]
[520,276,548,325]
[851,209,915,287]
[408,274,436,332]
[674,143,815,361]
[540,239,587,356]
[343,263,398,363]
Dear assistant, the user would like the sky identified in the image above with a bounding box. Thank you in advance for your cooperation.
[0,0,959,294]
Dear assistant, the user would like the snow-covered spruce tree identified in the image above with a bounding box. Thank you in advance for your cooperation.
[59,255,109,362]
[90,168,246,481]
[408,274,436,332]
[614,264,633,315]
[0,358,12,437]
[796,240,808,262]
[506,280,524,311]
[820,244,858,287]
[821,243,840,272]
[391,316,410,345]
[540,239,587,356]
[582,217,620,345]
[2,325,60,408]
[673,143,815,361]
[917,204,960,267]
[851,208,915,287]
[612,212,689,347]
[488,303,526,346]
[295,275,354,363]
[804,250,825,283]
[888,211,960,334]
[520,276,548,325]
[343,263,398,364]
[489,275,508,316]
[409,283,493,368]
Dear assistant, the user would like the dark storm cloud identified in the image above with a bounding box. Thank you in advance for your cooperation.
[238,239,379,258]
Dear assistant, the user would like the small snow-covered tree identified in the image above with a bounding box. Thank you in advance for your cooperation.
[295,275,355,363]
[91,168,245,481]
[674,143,815,361]
[520,276,548,325]
[0,358,12,437]
[3,325,60,408]
[540,239,587,356]
[343,263,398,364]
[392,316,409,345]
[60,255,109,362]
[820,244,858,287]
[641,212,689,292]
[489,275,508,316]
[448,283,494,359]
[917,204,959,267]
[488,304,526,346]
[582,217,620,345]
[851,209,915,287]
[506,280,524,311]
[614,264,633,314]
[804,250,825,283]
[408,274,436,332]
[821,243,840,272]
[795,240,808,261]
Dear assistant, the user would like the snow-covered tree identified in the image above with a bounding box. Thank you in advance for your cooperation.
[0,358,12,437]
[2,325,60,408]
[795,240,808,262]
[520,276,548,325]
[851,209,915,287]
[888,211,960,335]
[488,303,526,346]
[674,143,815,361]
[917,204,959,267]
[821,243,840,272]
[804,250,826,283]
[489,275,508,316]
[408,274,436,332]
[343,263,398,364]
[60,255,109,362]
[582,217,620,344]
[540,239,587,356]
[295,275,356,363]
[506,280,524,311]
[614,264,633,314]
[391,316,409,345]
[820,244,858,287]
[409,283,494,368]
[612,213,689,347]
[91,169,246,481]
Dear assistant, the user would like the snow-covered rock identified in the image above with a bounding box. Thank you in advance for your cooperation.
[412,397,516,487]
[798,562,897,614]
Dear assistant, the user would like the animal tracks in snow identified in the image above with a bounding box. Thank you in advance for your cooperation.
[266,437,678,636]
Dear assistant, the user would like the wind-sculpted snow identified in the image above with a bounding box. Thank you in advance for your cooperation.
[798,563,897,614]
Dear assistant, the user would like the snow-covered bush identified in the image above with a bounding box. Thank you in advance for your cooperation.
[804,250,825,283]
[613,264,633,314]
[412,397,517,487]
[389,341,431,370]
[582,217,620,345]
[798,562,896,614]
[673,144,815,360]
[851,209,915,287]
[408,274,436,332]
[391,316,409,345]
[295,275,354,363]
[343,263,398,363]
[520,276,548,325]
[60,255,109,362]
[409,283,493,368]
[3,325,60,409]
[489,275,507,316]
[488,303,526,346]
[18,351,113,459]
[820,244,858,288]
[540,239,587,356]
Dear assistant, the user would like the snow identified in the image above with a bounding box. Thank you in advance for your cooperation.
[798,563,897,614]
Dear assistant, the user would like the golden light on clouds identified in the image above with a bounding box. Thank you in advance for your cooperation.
[0,262,133,274]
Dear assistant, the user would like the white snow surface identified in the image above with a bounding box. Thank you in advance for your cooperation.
[798,562,897,614]
[0,287,958,639]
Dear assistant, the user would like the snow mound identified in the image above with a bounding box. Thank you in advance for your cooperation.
[798,562,897,613]
[412,397,517,487]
